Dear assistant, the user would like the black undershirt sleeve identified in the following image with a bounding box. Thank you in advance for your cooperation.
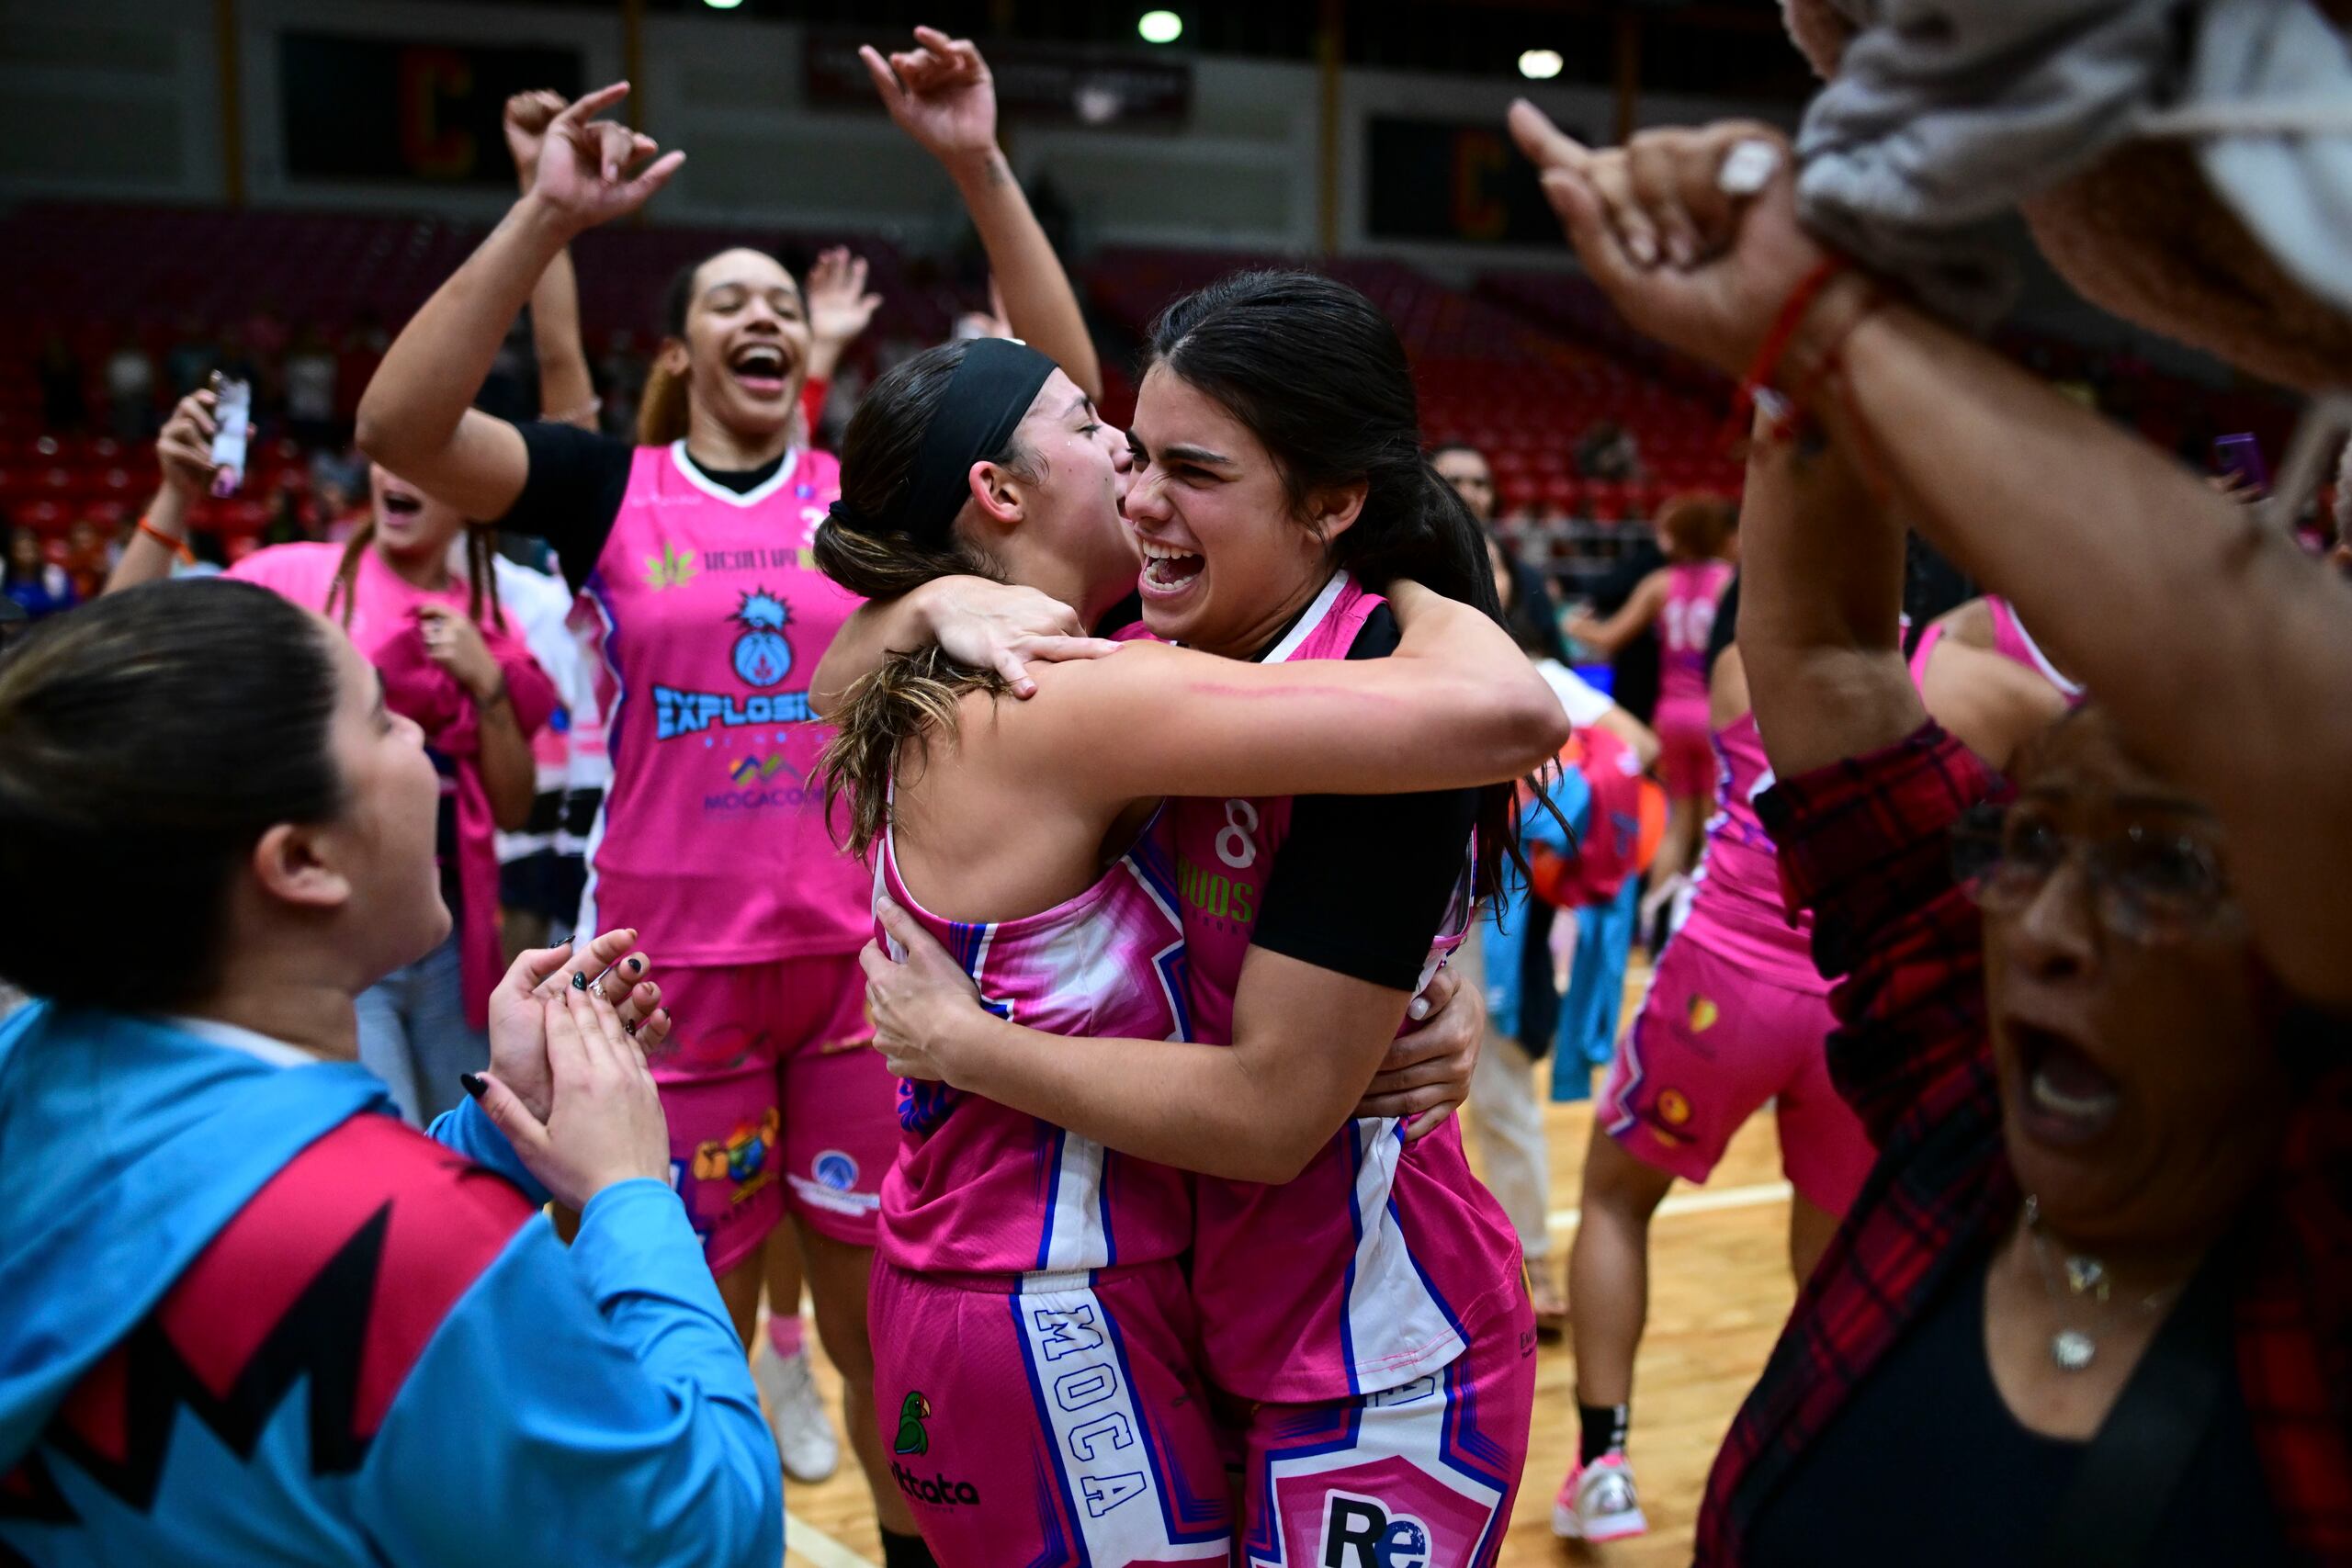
[498,423,639,596]
[1249,605,1482,992]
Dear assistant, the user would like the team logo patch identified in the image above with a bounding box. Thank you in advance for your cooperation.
[730,590,795,687]
[728,753,791,784]
[811,1148,859,1192]
[691,1108,780,1205]
[1657,1089,1693,1127]
[1319,1492,1432,1568]
[1687,995,1720,1032]
[643,541,697,590]
[893,1391,933,1455]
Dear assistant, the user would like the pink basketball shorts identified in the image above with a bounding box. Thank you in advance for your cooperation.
[648,953,899,1272]
[868,1258,1233,1566]
[1231,1287,1536,1568]
[1599,930,1875,1214]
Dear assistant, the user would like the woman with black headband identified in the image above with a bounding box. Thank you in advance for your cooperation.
[348,41,1130,1560]
[813,274,1564,1562]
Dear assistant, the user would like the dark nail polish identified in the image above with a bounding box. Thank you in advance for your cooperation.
[624,1018,639,1035]
[571,972,589,990]
[628,957,644,974]
[460,1073,487,1100]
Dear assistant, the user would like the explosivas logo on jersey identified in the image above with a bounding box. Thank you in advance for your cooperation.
[1319,1491,1430,1568]
[653,589,816,739]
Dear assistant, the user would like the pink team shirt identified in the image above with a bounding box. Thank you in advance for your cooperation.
[1658,558,1735,707]
[578,442,867,966]
[1680,710,1821,990]
[225,543,557,1026]
[874,810,1197,1280]
[1163,573,1525,1404]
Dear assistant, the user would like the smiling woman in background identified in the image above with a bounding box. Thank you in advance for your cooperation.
[111,389,556,1127]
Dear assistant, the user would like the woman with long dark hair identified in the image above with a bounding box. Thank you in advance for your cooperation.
[111,390,557,1126]
[0,581,781,1568]
[833,271,1558,1562]
[353,42,1105,1557]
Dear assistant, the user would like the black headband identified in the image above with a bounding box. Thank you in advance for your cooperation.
[828,337,1058,545]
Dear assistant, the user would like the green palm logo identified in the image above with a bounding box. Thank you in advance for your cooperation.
[643,542,698,591]
[892,1391,932,1455]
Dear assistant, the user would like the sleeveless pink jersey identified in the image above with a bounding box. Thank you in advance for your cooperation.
[1986,595,2087,705]
[1658,559,1735,707]
[1679,711,1820,990]
[1165,573,1525,1404]
[577,442,867,965]
[874,812,1197,1280]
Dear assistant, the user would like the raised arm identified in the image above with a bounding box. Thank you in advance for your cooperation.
[105,388,220,592]
[1511,101,2352,1003]
[356,85,682,520]
[503,91,599,430]
[861,28,1102,402]
[1565,569,1668,658]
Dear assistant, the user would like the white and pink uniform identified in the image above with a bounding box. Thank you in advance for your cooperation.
[1653,558,1736,800]
[569,441,897,1268]
[1909,594,2086,707]
[1599,711,1874,1211]
[867,813,1232,1566]
[1163,573,1535,1568]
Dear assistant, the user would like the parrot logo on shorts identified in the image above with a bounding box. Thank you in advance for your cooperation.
[893,1391,933,1455]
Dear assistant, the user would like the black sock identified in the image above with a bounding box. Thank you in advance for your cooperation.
[879,1528,937,1568]
[1578,1402,1630,1466]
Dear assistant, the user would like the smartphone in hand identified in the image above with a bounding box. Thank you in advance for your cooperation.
[209,374,252,498]
[2212,433,2268,496]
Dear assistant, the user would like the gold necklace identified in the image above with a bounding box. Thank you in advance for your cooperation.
[2021,1195,2184,1372]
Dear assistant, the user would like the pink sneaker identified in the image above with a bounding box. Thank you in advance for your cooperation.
[1554,1452,1648,1542]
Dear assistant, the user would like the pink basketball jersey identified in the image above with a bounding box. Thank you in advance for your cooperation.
[1679,711,1820,990]
[1985,595,2086,705]
[874,812,1196,1279]
[1163,573,1524,1404]
[577,442,868,966]
[1658,558,1735,706]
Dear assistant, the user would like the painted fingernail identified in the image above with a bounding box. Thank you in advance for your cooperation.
[628,957,644,973]
[460,1073,487,1100]
[624,1018,639,1035]
[1409,997,1431,1020]
[571,972,589,990]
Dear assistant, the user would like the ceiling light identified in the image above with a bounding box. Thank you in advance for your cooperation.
[1519,49,1564,80]
[1139,10,1183,45]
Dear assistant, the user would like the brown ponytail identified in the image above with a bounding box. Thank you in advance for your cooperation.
[812,342,1028,857]
[323,520,506,633]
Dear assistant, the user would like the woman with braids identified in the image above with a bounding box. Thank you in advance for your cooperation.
[110,389,556,1126]
[822,272,1563,1564]
[354,38,1113,1563]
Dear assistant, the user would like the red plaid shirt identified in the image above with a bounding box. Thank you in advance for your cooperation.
[1696,723,2352,1564]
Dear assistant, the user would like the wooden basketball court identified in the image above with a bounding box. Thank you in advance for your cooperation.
[779,960,1800,1568]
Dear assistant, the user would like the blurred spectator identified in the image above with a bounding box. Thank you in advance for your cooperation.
[1435,440,1570,663]
[35,335,86,433]
[104,333,157,441]
[2,525,75,619]
[62,519,113,603]
[283,325,341,447]
[596,331,645,442]
[1576,419,1642,483]
[1583,530,1668,724]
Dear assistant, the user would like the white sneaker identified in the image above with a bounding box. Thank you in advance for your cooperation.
[754,1345,841,1484]
[1554,1452,1648,1542]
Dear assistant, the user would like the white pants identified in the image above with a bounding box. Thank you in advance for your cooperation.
[1462,925,1553,1259]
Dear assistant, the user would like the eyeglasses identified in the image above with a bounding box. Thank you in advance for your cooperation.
[1950,802,2238,944]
